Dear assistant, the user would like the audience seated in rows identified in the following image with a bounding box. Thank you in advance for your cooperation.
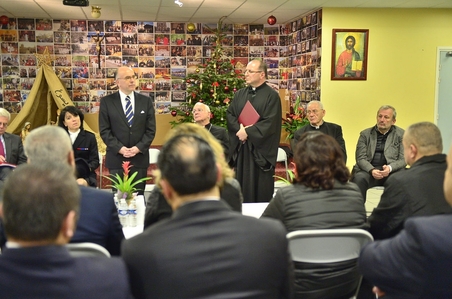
[358,140,452,298]
[123,134,293,299]
[144,123,242,228]
[262,131,366,299]
[351,105,406,202]
[0,125,124,256]
[368,121,452,240]
[0,163,133,298]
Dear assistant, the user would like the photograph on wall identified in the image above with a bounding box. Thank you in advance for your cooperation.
[331,29,369,80]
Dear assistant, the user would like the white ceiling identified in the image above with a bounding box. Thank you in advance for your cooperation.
[0,0,451,25]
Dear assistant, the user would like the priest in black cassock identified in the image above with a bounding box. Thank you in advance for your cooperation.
[227,59,282,203]
[192,102,229,158]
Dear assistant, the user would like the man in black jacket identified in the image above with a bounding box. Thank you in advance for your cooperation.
[368,121,452,240]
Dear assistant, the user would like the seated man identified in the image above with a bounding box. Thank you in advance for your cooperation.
[192,102,229,157]
[0,163,133,298]
[351,105,406,201]
[2,125,124,256]
[358,142,452,299]
[292,100,347,162]
[122,134,293,299]
[0,108,27,192]
[368,122,452,239]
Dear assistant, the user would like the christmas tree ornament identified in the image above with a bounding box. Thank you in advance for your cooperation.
[224,86,229,92]
[187,23,196,32]
[195,68,200,73]
[185,111,190,116]
[267,15,277,25]
[215,100,220,105]
[171,110,177,117]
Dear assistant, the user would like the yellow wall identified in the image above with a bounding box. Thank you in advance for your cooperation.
[320,8,452,168]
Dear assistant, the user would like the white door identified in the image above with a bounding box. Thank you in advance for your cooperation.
[436,48,452,154]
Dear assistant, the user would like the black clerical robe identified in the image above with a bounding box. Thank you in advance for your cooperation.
[227,83,282,203]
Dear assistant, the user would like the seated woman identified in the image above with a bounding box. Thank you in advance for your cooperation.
[58,106,99,187]
[144,123,243,228]
[261,131,367,299]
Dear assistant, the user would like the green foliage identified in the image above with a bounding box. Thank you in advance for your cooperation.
[273,169,296,185]
[281,96,309,139]
[170,17,246,128]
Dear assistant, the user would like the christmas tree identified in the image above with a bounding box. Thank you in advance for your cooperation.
[170,16,246,128]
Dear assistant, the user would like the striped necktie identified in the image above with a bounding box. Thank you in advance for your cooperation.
[125,96,134,127]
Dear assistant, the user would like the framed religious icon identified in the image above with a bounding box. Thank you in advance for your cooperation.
[331,29,369,80]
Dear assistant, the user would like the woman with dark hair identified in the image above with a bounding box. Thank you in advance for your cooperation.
[261,131,366,299]
[58,106,99,187]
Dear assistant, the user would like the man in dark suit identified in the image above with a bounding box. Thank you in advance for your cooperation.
[368,122,452,240]
[0,108,27,192]
[192,102,229,157]
[0,163,133,299]
[358,142,452,299]
[122,134,293,299]
[99,66,156,195]
[18,125,124,255]
[292,100,347,162]
[351,105,406,201]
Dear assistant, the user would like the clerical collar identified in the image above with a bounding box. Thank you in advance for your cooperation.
[310,120,324,130]
[204,123,212,131]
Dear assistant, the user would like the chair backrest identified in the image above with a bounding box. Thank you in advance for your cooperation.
[287,228,373,263]
[287,229,373,299]
[276,147,287,162]
[149,148,160,164]
[66,242,111,258]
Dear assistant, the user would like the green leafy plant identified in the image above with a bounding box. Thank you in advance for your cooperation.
[274,169,296,185]
[281,96,309,140]
[104,161,151,203]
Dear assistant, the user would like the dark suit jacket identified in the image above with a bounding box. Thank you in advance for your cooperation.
[206,123,229,158]
[3,132,27,165]
[359,215,452,299]
[144,177,243,228]
[123,200,293,299]
[0,186,125,255]
[368,154,452,239]
[70,186,125,256]
[0,245,133,299]
[292,121,347,163]
[72,128,99,187]
[99,91,156,170]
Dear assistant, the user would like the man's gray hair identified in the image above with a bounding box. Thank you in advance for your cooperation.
[24,125,72,164]
[0,108,11,121]
[378,105,397,120]
[307,100,324,110]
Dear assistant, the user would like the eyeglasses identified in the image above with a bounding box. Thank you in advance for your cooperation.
[0,122,8,127]
[245,70,262,74]
[117,76,136,80]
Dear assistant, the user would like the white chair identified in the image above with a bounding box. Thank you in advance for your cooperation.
[145,148,160,192]
[148,148,160,164]
[66,242,111,257]
[287,229,374,299]
[276,147,289,180]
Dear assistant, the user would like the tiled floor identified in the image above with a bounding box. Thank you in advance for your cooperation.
[365,187,384,217]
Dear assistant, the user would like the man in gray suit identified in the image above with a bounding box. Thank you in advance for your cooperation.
[122,134,293,299]
[99,66,156,195]
[351,105,406,201]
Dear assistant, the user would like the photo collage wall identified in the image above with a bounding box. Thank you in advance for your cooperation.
[0,9,321,114]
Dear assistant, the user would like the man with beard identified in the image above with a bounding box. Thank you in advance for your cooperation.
[335,35,363,78]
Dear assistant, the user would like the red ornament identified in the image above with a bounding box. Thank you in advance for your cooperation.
[224,86,229,92]
[0,15,9,25]
[233,88,237,92]
[210,112,214,119]
[171,110,177,117]
[267,15,277,25]
[185,111,190,116]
